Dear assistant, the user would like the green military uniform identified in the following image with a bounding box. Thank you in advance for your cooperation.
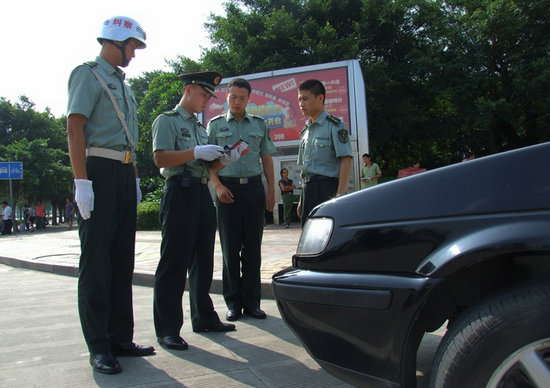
[152,104,222,335]
[208,111,277,312]
[67,56,138,354]
[298,110,352,226]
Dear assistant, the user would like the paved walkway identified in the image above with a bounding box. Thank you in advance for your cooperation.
[0,223,302,298]
[0,223,444,387]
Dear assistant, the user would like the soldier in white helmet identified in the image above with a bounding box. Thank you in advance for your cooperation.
[66,16,154,375]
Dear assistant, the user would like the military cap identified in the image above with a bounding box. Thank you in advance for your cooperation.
[179,71,222,98]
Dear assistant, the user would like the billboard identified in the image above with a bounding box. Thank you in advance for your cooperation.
[203,66,351,143]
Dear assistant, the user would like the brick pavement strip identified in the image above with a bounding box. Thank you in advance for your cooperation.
[0,224,300,278]
[0,224,301,298]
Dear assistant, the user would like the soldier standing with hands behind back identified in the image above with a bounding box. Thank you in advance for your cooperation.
[152,72,238,352]
[66,16,154,375]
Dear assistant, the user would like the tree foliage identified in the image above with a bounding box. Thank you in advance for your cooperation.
[3,0,549,186]
[197,0,549,172]
[0,97,73,218]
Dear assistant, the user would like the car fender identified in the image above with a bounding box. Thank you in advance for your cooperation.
[416,219,550,277]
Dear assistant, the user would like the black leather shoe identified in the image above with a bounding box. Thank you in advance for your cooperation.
[244,307,267,319]
[112,342,155,357]
[226,309,242,321]
[157,336,188,350]
[193,322,236,333]
[90,353,121,374]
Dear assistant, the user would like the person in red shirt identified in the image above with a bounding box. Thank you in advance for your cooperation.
[35,201,46,230]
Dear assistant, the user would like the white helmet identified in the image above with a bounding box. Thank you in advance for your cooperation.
[97,16,146,48]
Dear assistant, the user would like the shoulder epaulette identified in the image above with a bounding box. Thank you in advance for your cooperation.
[250,114,265,121]
[84,61,98,67]
[326,115,341,125]
[210,114,225,122]
[164,110,178,116]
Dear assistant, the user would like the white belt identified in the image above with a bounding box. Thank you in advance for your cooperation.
[86,147,134,164]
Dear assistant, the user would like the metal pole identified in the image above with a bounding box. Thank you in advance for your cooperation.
[9,179,17,234]
[9,179,13,206]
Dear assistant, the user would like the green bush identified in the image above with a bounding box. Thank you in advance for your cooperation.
[137,201,161,230]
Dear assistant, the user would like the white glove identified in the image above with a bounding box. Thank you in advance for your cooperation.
[74,179,94,220]
[220,147,242,166]
[136,178,142,206]
[194,145,225,161]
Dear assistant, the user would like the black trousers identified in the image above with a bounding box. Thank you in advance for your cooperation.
[1,219,12,234]
[77,157,136,354]
[154,178,220,336]
[282,193,300,225]
[301,177,338,227]
[216,180,265,311]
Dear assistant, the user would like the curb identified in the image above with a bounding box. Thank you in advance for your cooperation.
[0,256,275,299]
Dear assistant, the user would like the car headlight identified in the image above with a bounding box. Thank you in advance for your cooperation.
[296,217,334,255]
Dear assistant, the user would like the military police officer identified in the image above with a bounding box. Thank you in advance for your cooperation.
[152,71,237,352]
[67,16,154,375]
[297,79,352,226]
[208,78,277,322]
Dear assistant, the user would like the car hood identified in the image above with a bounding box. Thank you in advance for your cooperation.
[313,142,550,225]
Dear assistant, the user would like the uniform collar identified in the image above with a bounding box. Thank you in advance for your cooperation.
[305,110,328,129]
[226,110,251,122]
[176,104,198,121]
[95,56,126,81]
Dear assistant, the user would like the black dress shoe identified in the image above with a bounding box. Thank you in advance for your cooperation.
[193,322,236,333]
[112,342,155,357]
[157,336,188,350]
[226,309,242,321]
[90,353,121,374]
[244,307,267,319]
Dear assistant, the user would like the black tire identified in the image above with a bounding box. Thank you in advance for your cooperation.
[429,283,550,388]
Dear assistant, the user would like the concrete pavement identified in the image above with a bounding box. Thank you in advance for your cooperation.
[0,264,356,387]
[0,224,444,387]
[0,223,302,298]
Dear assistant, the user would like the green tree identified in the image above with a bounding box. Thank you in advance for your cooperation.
[195,0,550,173]
[452,0,550,154]
[105,0,550,183]
[0,97,73,221]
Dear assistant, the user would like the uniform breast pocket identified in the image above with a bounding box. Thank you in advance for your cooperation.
[313,137,331,148]
[248,131,263,148]
[215,131,233,146]
[313,137,332,156]
[176,131,193,150]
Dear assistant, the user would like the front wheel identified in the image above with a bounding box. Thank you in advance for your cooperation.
[430,283,550,388]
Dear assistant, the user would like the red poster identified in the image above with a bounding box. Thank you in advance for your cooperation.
[203,67,350,143]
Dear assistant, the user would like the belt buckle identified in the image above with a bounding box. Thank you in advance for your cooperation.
[201,177,208,184]
[123,151,132,164]
[239,177,249,184]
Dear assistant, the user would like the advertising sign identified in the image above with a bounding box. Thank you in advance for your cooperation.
[203,66,351,143]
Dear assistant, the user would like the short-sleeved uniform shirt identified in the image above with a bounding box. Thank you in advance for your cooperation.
[67,56,138,151]
[207,111,277,178]
[152,105,210,180]
[298,111,352,178]
[361,163,382,189]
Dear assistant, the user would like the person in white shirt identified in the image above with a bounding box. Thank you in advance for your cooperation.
[2,201,13,235]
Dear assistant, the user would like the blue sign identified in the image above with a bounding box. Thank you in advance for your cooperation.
[0,162,23,180]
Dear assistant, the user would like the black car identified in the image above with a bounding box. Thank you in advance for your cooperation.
[272,142,550,388]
